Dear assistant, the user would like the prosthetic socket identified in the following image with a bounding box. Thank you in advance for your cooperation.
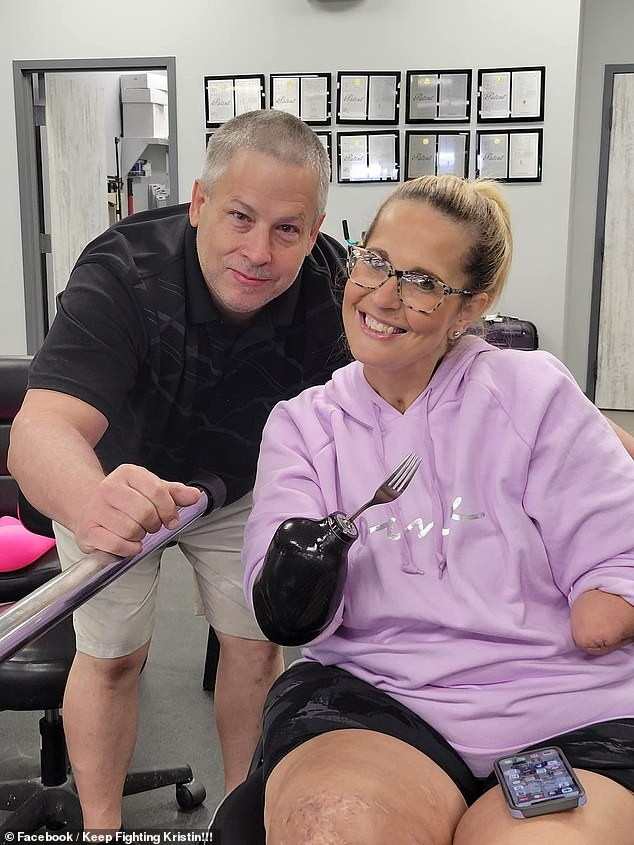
[252,512,358,647]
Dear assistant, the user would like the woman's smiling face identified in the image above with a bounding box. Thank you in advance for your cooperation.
[343,199,487,410]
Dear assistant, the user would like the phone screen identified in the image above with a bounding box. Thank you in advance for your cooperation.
[496,747,583,810]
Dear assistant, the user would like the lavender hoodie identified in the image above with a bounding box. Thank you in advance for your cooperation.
[243,335,634,776]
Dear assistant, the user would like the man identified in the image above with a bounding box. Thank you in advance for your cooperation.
[8,109,349,832]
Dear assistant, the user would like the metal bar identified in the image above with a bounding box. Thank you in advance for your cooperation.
[0,491,213,664]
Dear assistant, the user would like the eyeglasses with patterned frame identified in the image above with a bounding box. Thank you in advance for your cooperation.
[346,244,473,315]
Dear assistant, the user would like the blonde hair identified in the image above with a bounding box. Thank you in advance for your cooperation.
[364,175,513,305]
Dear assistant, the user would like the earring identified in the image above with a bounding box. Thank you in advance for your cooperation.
[452,330,462,339]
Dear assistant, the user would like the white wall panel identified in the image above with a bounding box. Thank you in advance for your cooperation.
[567,0,634,389]
[595,73,634,410]
[45,74,109,307]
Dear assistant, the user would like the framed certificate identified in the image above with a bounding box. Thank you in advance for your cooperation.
[476,129,543,182]
[406,70,471,124]
[405,131,470,180]
[204,75,265,127]
[477,66,545,123]
[315,131,332,181]
[336,72,401,125]
[270,73,331,125]
[337,131,400,183]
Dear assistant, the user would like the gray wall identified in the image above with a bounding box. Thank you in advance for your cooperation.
[1,0,582,366]
[565,0,634,389]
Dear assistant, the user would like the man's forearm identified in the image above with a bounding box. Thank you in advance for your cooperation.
[8,413,105,533]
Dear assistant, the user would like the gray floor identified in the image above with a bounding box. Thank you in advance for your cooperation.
[1,547,228,831]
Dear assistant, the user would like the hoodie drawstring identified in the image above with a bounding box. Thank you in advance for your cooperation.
[420,390,449,578]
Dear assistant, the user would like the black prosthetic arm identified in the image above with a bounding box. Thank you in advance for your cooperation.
[252,512,358,647]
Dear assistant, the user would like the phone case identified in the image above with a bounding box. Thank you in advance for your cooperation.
[493,747,587,819]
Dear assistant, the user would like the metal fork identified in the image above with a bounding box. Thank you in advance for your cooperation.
[346,452,422,522]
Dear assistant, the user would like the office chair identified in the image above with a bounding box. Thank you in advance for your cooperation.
[0,356,206,833]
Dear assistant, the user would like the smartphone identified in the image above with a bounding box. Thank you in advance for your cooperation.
[493,746,587,819]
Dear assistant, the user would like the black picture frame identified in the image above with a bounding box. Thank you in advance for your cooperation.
[475,128,543,182]
[204,74,266,127]
[269,73,331,126]
[405,70,472,124]
[476,66,545,123]
[405,131,470,180]
[336,131,400,184]
[315,131,333,181]
[336,72,401,125]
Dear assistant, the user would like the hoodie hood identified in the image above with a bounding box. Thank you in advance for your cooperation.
[324,334,492,424]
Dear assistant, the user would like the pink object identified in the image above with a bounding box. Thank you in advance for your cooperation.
[0,516,56,572]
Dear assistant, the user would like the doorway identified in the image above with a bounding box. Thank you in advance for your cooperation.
[13,57,178,353]
[587,64,634,411]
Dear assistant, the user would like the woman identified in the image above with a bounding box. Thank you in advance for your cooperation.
[242,175,634,843]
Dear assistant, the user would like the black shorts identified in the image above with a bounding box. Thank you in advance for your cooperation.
[261,660,634,805]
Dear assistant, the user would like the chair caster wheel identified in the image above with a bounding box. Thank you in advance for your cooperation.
[176,779,207,810]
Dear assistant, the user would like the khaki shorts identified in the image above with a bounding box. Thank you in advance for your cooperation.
[53,491,266,658]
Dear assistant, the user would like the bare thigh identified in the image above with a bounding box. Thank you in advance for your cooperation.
[454,769,634,845]
[264,728,467,845]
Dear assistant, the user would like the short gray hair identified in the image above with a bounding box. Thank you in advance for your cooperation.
[200,110,330,220]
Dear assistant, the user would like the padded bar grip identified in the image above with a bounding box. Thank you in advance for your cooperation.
[0,475,226,664]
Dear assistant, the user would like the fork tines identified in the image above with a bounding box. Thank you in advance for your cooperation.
[388,453,422,492]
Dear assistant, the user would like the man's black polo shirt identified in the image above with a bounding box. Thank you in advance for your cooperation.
[29,204,349,505]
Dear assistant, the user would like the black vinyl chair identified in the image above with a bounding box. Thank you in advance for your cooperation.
[202,627,220,691]
[0,356,206,833]
[211,739,265,843]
